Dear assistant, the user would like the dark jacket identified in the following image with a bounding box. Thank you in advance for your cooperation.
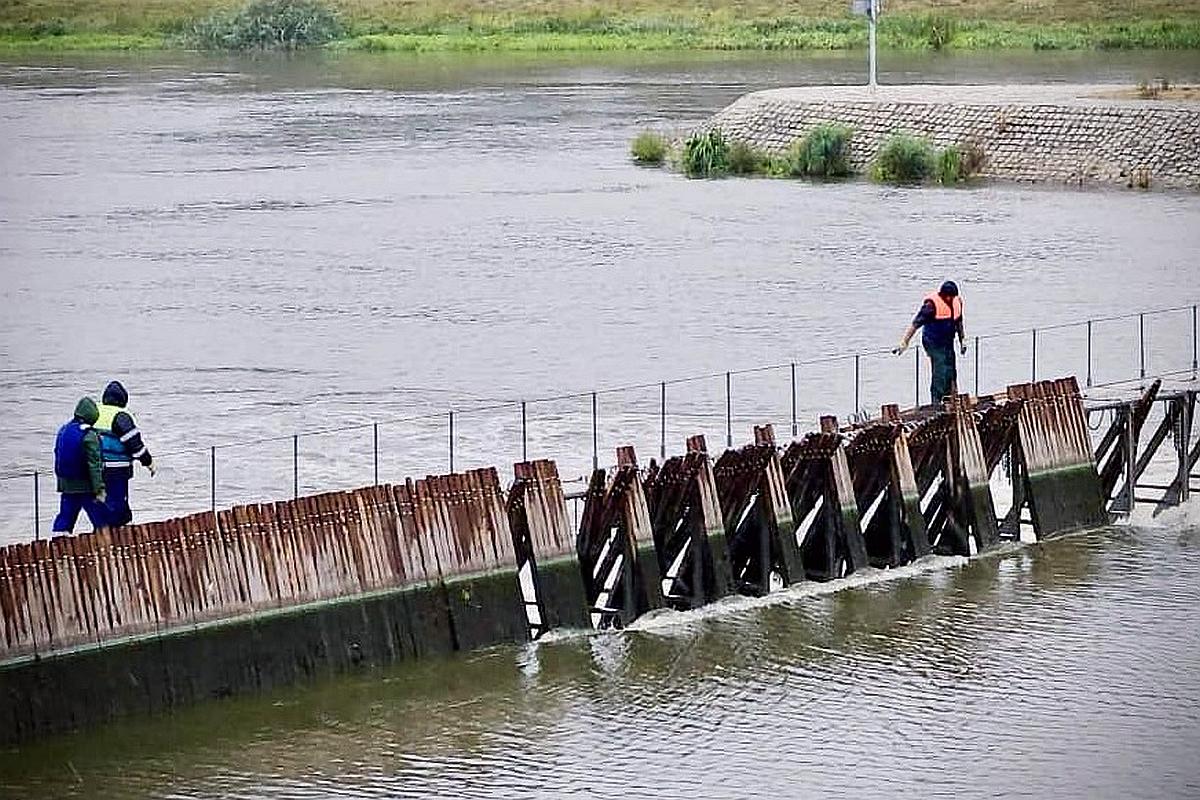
[96,380,153,478]
[55,397,104,495]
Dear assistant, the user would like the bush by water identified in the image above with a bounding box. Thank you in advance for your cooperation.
[681,129,730,178]
[785,123,854,178]
[630,130,668,165]
[190,0,342,50]
[871,133,936,183]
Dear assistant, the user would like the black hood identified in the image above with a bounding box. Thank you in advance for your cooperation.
[102,380,128,408]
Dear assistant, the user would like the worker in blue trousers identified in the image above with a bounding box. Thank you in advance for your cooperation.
[95,380,156,526]
[893,280,968,404]
[52,397,108,532]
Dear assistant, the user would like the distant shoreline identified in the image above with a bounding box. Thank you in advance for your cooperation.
[2,15,1200,54]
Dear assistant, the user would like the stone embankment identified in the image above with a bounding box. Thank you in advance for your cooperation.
[709,84,1200,189]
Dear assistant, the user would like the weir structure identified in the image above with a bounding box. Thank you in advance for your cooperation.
[1,375,1197,745]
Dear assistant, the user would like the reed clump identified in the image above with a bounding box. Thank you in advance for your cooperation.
[871,133,936,183]
[630,130,668,165]
[681,128,730,178]
[188,0,342,50]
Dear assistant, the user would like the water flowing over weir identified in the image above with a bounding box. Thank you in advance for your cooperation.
[0,375,1197,745]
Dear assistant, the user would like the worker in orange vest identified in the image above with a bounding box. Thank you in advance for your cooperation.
[892,280,967,404]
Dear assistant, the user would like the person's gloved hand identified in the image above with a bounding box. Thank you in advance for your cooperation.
[892,341,908,356]
[95,489,107,504]
[146,462,157,478]
[960,340,968,355]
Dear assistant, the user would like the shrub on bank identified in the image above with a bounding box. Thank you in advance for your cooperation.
[189,0,342,50]
[871,133,935,184]
[728,140,767,175]
[786,123,854,178]
[681,128,730,178]
[630,130,668,165]
[936,146,963,184]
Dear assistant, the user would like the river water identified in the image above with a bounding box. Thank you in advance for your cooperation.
[2,49,1200,540]
[1,48,1199,797]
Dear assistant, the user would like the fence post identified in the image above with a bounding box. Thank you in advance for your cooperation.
[1086,320,1093,388]
[790,362,797,438]
[725,371,732,448]
[1122,402,1136,515]
[292,434,299,499]
[973,336,980,396]
[373,423,379,485]
[853,354,860,416]
[660,382,666,460]
[914,347,920,406]
[1031,328,1038,382]
[210,446,216,514]
[591,392,598,471]
[1139,312,1146,379]
[449,412,455,473]
[33,470,39,542]
[1192,304,1198,378]
[521,401,528,462]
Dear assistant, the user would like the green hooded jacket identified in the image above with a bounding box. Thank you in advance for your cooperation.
[57,397,104,496]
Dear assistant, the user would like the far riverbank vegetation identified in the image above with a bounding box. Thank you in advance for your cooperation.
[2,0,1200,52]
[640,124,979,186]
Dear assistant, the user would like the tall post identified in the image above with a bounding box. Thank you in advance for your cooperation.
[449,411,455,473]
[1192,304,1198,378]
[973,336,980,396]
[521,401,528,462]
[591,392,598,471]
[868,1,878,88]
[725,371,732,448]
[210,445,216,514]
[853,354,861,416]
[373,423,379,485]
[33,471,39,542]
[660,382,666,460]
[292,434,299,499]
[1139,313,1146,380]
[1031,328,1038,382]
[1086,320,1093,388]
[1123,402,1136,515]
[790,362,798,437]
[1180,392,1193,504]
[914,347,920,407]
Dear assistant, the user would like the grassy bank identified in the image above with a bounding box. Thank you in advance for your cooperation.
[2,0,1199,52]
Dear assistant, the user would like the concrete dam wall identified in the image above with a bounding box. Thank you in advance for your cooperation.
[707,84,1200,189]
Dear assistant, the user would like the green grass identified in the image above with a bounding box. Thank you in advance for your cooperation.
[681,128,731,178]
[785,122,854,177]
[872,133,936,183]
[630,130,669,165]
[2,0,1200,52]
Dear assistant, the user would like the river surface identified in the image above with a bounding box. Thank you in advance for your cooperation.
[1,48,1200,799]
[2,49,1200,539]
[2,515,1199,799]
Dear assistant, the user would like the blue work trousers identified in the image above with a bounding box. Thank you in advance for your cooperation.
[52,493,107,533]
[103,473,133,527]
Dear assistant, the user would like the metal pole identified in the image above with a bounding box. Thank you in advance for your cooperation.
[521,401,528,462]
[373,423,379,485]
[1181,392,1193,504]
[867,3,877,88]
[914,347,920,406]
[725,371,732,448]
[1123,402,1136,515]
[659,382,666,460]
[1192,304,1198,378]
[1031,328,1038,382]
[292,434,299,499]
[1086,320,1093,388]
[973,336,980,396]
[1139,313,1146,379]
[210,446,216,514]
[853,354,860,415]
[790,362,797,437]
[591,392,598,471]
[33,471,39,542]
[448,412,455,472]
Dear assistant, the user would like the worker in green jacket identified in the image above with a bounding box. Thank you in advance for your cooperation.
[52,397,108,532]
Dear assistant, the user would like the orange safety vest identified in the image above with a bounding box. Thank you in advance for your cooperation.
[924,291,962,320]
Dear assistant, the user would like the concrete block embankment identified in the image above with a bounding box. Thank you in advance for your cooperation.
[709,84,1200,189]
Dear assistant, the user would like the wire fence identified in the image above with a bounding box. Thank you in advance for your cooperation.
[3,301,1197,544]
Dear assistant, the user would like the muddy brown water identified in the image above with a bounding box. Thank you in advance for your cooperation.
[0,49,1199,798]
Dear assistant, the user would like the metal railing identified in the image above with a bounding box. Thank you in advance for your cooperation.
[3,301,1197,543]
